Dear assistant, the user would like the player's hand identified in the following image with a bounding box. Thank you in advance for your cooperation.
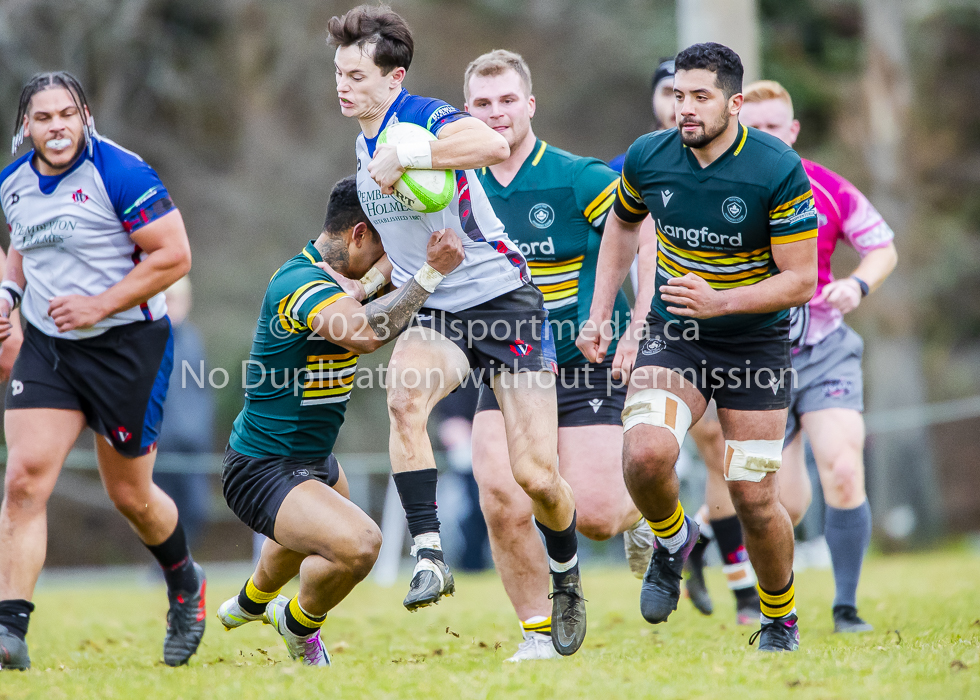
[425,228,465,275]
[576,317,613,364]
[315,262,366,302]
[660,273,727,319]
[611,318,644,384]
[368,143,405,195]
[48,295,110,332]
[815,278,862,314]
[0,302,12,345]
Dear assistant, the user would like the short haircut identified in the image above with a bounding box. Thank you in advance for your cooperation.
[743,80,794,119]
[463,49,532,103]
[326,4,414,75]
[674,42,743,99]
[324,175,374,236]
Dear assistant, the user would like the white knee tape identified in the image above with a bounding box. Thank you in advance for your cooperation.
[724,439,783,482]
[621,389,693,449]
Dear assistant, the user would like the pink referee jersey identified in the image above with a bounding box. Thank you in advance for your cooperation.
[799,159,894,346]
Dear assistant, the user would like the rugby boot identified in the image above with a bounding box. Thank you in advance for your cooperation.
[684,537,714,616]
[505,631,559,663]
[217,593,288,630]
[623,518,655,579]
[749,612,800,652]
[266,598,330,667]
[403,552,455,611]
[736,588,762,626]
[0,625,30,671]
[833,605,873,633]
[163,562,207,666]
[640,516,700,624]
[549,565,587,656]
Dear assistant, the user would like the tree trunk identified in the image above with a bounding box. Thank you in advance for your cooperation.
[676,0,760,82]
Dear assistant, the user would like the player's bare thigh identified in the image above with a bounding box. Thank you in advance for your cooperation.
[800,407,866,508]
[777,431,812,525]
[557,424,631,540]
[386,326,470,405]
[491,370,559,480]
[470,408,533,517]
[2,408,86,503]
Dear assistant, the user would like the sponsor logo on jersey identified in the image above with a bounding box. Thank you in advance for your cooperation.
[427,105,457,131]
[641,337,666,355]
[661,189,674,207]
[509,339,532,357]
[512,236,555,257]
[358,188,414,217]
[114,426,132,443]
[785,197,817,225]
[11,380,23,396]
[125,186,160,213]
[659,220,742,248]
[72,188,89,204]
[529,203,555,229]
[722,196,747,224]
[589,398,603,413]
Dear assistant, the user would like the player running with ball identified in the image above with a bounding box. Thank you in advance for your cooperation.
[579,44,818,652]
[329,5,586,655]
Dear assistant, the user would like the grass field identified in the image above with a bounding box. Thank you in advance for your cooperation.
[2,550,979,700]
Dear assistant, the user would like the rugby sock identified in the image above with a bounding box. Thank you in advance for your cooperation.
[825,500,872,609]
[521,615,552,638]
[284,596,326,637]
[393,468,441,539]
[535,512,578,571]
[145,520,198,592]
[711,514,757,593]
[238,576,283,617]
[412,532,445,564]
[758,573,795,620]
[649,502,688,553]
[0,599,34,640]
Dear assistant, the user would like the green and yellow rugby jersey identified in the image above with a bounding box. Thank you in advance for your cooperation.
[229,241,357,459]
[478,140,631,365]
[615,123,817,335]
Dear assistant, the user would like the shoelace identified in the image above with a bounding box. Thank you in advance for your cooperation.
[303,632,325,665]
[646,547,682,584]
[748,619,795,647]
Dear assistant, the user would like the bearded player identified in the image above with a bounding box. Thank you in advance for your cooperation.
[579,44,818,652]
[464,50,643,661]
[329,5,585,655]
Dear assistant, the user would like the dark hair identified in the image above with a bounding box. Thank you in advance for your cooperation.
[12,71,92,153]
[651,58,675,91]
[324,175,374,236]
[674,42,743,99]
[326,4,414,75]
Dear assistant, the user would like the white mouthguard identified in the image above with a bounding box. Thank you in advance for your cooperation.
[46,138,72,150]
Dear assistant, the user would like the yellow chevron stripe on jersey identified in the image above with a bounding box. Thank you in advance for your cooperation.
[527,255,585,269]
[305,292,348,329]
[531,141,548,166]
[584,179,619,219]
[617,183,647,215]
[307,351,357,362]
[772,228,818,244]
[543,287,577,301]
[304,374,355,390]
[657,232,771,266]
[277,296,304,335]
[657,251,772,283]
[770,190,813,215]
[284,281,331,322]
[538,279,578,293]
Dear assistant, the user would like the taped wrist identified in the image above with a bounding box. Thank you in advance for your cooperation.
[359,266,386,298]
[396,141,433,170]
[414,263,445,293]
[0,280,23,312]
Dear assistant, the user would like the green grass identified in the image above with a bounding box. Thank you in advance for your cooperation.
[2,551,979,699]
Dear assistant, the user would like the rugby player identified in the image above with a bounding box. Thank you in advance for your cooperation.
[0,72,200,669]
[464,50,640,661]
[737,80,897,632]
[329,5,586,655]
[216,176,464,666]
[578,44,819,652]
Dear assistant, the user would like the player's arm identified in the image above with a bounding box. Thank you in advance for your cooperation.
[48,210,191,333]
[817,242,897,314]
[0,247,25,379]
[319,253,394,303]
[612,215,658,382]
[311,229,464,353]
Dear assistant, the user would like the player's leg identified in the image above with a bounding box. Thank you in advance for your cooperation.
[493,371,585,655]
[622,366,707,625]
[684,417,723,616]
[800,407,873,632]
[777,431,812,526]
[471,404,554,662]
[95,438,206,666]
[386,325,468,610]
[0,408,85,671]
[717,407,799,651]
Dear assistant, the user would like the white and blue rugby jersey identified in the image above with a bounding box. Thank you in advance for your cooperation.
[0,137,175,339]
[355,89,529,312]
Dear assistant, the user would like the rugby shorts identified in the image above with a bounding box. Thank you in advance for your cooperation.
[411,283,558,385]
[475,355,627,427]
[5,319,173,458]
[221,446,341,541]
[632,311,792,411]
[784,323,864,442]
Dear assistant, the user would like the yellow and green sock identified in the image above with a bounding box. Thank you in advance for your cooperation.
[758,573,795,620]
[284,595,327,637]
[521,615,551,638]
[648,501,688,553]
[237,576,282,617]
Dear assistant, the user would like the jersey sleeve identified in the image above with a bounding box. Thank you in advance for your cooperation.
[574,159,620,233]
[400,95,470,136]
[92,140,176,234]
[612,140,649,224]
[833,174,895,255]
[273,270,349,333]
[768,151,818,244]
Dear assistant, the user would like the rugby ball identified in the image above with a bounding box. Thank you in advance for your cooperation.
[378,122,456,213]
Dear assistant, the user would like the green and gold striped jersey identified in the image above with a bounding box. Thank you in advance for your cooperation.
[229,241,357,459]
[478,140,631,365]
[614,123,817,335]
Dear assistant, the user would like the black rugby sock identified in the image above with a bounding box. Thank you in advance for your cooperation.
[535,512,579,568]
[0,599,34,640]
[146,520,198,592]
[393,469,441,538]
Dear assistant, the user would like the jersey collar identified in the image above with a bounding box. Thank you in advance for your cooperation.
[302,241,322,264]
[683,122,747,182]
[28,147,90,196]
[363,88,410,158]
[481,139,546,199]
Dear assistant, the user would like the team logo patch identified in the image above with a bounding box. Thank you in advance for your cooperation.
[11,380,23,396]
[9,193,19,205]
[509,339,532,357]
[293,469,310,477]
[722,196,747,224]
[641,337,666,355]
[529,203,555,229]
[589,398,603,413]
[114,426,132,443]
[72,189,89,204]
[823,378,852,398]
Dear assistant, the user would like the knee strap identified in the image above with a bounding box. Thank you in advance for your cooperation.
[621,389,693,449]
[724,439,783,482]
